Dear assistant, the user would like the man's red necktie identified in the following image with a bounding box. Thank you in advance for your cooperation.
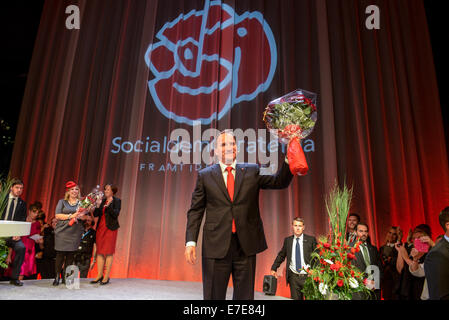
[226,166,236,233]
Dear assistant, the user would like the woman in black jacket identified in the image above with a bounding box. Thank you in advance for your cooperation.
[90,184,121,285]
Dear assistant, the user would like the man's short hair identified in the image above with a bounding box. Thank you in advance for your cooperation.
[348,213,361,222]
[356,222,369,231]
[293,217,305,225]
[439,207,449,232]
[11,178,24,187]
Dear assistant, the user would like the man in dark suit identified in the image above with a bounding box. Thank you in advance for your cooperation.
[350,223,383,300]
[424,206,449,300]
[1,179,27,286]
[185,130,293,300]
[270,217,317,300]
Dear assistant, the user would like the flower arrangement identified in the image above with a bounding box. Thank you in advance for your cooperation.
[301,181,374,300]
[263,89,318,176]
[68,185,103,226]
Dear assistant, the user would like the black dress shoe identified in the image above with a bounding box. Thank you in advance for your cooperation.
[10,280,23,286]
[52,278,60,286]
[90,276,103,284]
[100,278,110,285]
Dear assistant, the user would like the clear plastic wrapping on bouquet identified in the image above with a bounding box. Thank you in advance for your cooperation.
[263,89,318,144]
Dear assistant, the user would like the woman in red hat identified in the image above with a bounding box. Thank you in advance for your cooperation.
[90,184,121,285]
[53,181,88,286]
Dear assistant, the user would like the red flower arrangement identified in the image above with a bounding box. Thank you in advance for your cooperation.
[301,182,374,300]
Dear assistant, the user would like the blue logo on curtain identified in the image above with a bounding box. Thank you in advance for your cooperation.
[144,0,277,125]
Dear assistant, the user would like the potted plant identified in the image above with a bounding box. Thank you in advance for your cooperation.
[301,181,374,300]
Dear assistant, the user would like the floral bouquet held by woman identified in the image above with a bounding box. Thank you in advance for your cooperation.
[263,89,317,175]
[69,185,104,226]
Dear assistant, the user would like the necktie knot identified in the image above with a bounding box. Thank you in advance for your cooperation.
[226,166,233,173]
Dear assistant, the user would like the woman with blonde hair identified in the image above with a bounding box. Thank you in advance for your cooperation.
[53,181,88,286]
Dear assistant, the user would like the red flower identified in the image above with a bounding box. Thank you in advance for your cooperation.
[330,263,341,272]
[350,248,356,254]
[323,242,331,249]
[347,253,356,260]
[337,279,344,287]
[338,272,344,277]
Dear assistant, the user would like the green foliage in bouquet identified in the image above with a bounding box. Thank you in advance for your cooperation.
[0,176,14,269]
[301,181,373,300]
[264,102,316,131]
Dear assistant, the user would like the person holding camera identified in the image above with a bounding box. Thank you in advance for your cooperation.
[395,224,433,300]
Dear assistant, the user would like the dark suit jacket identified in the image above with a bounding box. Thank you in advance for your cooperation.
[1,197,27,221]
[350,240,383,282]
[186,160,293,259]
[271,234,317,285]
[424,237,449,300]
[93,197,121,231]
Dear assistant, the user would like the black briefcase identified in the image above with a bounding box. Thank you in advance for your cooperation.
[262,275,277,295]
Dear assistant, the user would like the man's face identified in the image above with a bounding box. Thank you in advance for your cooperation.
[84,215,93,228]
[10,184,24,197]
[215,133,237,165]
[292,221,305,237]
[356,225,369,242]
[347,216,359,231]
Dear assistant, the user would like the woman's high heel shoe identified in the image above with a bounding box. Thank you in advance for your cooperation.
[90,276,103,284]
[52,276,60,286]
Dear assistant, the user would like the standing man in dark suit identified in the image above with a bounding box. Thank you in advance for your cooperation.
[350,223,383,300]
[270,217,317,300]
[424,207,449,300]
[185,130,294,300]
[1,179,27,286]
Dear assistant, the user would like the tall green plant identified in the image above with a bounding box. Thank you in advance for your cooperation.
[302,180,372,300]
[325,180,353,245]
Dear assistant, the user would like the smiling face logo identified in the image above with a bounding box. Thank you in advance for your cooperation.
[144,0,277,125]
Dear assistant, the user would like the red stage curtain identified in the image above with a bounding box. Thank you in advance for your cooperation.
[10,0,449,298]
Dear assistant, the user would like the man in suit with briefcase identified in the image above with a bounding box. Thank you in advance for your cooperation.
[270,217,317,300]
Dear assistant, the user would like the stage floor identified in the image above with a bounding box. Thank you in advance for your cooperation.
[0,278,289,300]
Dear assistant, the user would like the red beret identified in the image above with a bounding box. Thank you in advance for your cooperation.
[65,181,78,191]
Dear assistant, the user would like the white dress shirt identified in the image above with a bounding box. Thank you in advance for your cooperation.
[4,194,18,220]
[290,234,307,275]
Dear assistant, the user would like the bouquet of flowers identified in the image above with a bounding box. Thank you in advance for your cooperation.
[301,181,374,300]
[263,89,317,175]
[69,185,104,226]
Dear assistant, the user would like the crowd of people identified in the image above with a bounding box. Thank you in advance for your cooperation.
[1,179,121,287]
[2,176,448,300]
[270,211,449,300]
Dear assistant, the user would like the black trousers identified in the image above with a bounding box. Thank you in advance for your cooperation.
[5,238,25,280]
[202,233,256,300]
[55,251,75,279]
[287,272,308,300]
[74,254,91,278]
